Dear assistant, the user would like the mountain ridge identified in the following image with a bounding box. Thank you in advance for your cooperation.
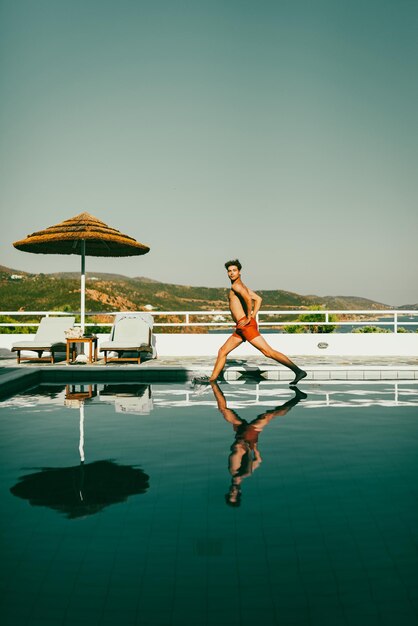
[0,264,404,311]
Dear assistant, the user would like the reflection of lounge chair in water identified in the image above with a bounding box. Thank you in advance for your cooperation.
[210,382,307,507]
[100,384,153,415]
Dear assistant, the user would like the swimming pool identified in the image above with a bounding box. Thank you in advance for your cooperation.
[1,381,417,626]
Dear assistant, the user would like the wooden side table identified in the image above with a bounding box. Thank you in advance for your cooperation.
[66,336,98,364]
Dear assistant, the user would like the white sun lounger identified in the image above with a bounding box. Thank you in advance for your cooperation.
[100,313,155,364]
[12,316,76,364]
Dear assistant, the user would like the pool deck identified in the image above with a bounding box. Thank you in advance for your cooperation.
[1,351,417,397]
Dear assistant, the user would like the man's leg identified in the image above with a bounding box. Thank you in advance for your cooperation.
[209,335,243,381]
[253,387,308,427]
[249,335,307,385]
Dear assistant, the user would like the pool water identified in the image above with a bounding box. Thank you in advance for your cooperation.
[0,382,417,626]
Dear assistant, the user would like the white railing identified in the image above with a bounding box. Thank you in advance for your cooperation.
[0,309,417,333]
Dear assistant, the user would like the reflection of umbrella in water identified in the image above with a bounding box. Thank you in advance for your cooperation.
[10,384,150,518]
[13,212,150,333]
[64,384,97,462]
[65,383,151,461]
[10,460,150,519]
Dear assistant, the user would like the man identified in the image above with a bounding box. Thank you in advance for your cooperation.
[210,381,307,506]
[199,259,307,385]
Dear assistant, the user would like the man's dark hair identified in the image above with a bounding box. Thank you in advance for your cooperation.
[225,489,242,507]
[224,259,242,271]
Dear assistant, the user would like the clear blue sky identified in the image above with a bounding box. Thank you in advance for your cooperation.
[1,0,417,305]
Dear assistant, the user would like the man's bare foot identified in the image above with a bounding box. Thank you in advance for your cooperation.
[289,369,307,386]
[191,375,212,386]
[292,386,307,400]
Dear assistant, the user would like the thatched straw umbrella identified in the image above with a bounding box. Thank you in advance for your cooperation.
[13,212,150,332]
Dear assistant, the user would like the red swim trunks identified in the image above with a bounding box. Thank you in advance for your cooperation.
[232,316,261,342]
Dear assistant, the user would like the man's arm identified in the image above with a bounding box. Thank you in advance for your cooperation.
[248,288,262,318]
[210,382,242,425]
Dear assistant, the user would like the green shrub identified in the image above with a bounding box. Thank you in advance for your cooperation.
[87,326,112,334]
[0,316,37,334]
[283,325,306,334]
[353,326,391,333]
[284,306,337,334]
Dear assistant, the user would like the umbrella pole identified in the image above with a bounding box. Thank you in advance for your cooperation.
[75,240,88,362]
[80,239,86,334]
[79,402,85,463]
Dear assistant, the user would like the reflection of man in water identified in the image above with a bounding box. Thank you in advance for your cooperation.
[210,382,306,507]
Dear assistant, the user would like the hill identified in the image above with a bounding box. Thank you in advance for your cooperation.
[0,265,32,277]
[398,303,418,310]
[49,271,162,283]
[0,266,392,312]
